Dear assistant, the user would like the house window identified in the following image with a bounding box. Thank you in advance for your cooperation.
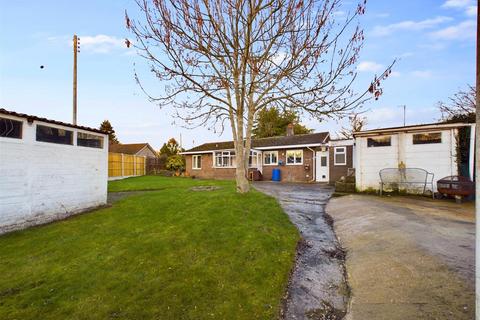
[367,136,391,147]
[77,132,104,148]
[286,149,303,165]
[334,147,347,165]
[248,150,259,168]
[215,151,235,167]
[0,117,22,139]
[263,151,278,165]
[413,132,442,145]
[192,155,202,169]
[36,125,73,145]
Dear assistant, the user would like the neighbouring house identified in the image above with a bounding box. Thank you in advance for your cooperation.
[0,108,109,234]
[109,143,158,158]
[182,127,354,183]
[354,122,475,192]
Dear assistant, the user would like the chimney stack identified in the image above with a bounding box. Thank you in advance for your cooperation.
[286,123,294,136]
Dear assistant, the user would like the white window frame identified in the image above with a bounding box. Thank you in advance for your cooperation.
[334,147,347,166]
[214,151,236,168]
[263,151,278,166]
[286,149,303,165]
[192,155,202,170]
[248,150,260,168]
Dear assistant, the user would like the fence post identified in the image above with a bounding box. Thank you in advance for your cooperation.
[121,153,124,177]
[134,156,137,176]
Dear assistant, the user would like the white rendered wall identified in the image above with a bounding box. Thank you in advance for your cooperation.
[355,134,399,191]
[0,114,108,233]
[355,130,458,192]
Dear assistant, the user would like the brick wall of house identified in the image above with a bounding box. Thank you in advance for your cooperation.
[261,148,314,182]
[328,145,353,184]
[185,147,315,182]
[185,153,236,179]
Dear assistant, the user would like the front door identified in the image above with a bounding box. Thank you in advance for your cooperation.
[316,151,329,182]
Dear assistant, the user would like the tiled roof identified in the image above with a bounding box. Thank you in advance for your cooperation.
[0,108,106,134]
[184,132,330,152]
[109,143,154,155]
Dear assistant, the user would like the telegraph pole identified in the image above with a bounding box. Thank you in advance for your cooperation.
[73,35,79,125]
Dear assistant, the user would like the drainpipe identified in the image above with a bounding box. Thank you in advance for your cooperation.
[307,146,316,183]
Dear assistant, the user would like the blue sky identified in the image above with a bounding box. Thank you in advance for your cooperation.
[0,0,476,149]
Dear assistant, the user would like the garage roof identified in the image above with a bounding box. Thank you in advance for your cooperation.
[0,108,106,134]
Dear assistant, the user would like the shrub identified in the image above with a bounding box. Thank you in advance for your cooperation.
[166,154,185,172]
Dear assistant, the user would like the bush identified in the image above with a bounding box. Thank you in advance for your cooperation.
[166,154,185,172]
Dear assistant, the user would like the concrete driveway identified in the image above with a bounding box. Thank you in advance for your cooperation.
[327,195,475,320]
[254,182,349,320]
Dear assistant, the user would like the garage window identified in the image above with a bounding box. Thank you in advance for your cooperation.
[77,132,104,148]
[367,136,391,147]
[413,132,442,145]
[36,125,73,145]
[0,117,22,139]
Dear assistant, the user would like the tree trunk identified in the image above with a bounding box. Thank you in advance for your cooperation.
[235,146,250,193]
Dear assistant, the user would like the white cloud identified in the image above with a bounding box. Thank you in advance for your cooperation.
[390,71,401,77]
[79,35,125,53]
[411,70,432,78]
[465,5,477,16]
[357,61,383,73]
[47,34,127,54]
[442,0,472,9]
[442,0,476,16]
[430,20,476,40]
[371,16,452,37]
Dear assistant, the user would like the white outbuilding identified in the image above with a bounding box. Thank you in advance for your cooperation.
[353,122,475,193]
[0,108,109,233]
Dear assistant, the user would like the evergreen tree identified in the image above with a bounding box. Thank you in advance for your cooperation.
[99,120,119,144]
[252,108,312,138]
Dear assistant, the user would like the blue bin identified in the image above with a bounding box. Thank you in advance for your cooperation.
[272,168,281,181]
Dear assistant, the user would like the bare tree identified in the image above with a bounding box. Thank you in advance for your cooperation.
[338,113,366,139]
[438,85,476,121]
[126,0,394,193]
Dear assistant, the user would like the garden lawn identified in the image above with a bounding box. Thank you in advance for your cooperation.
[0,177,299,320]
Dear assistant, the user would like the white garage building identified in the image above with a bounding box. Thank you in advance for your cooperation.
[353,122,475,193]
[0,108,108,234]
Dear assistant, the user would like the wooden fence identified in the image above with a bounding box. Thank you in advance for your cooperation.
[108,152,146,179]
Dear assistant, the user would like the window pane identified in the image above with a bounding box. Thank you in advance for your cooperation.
[0,117,22,139]
[36,125,73,145]
[286,151,294,163]
[335,154,346,164]
[413,132,442,144]
[321,156,327,166]
[367,136,391,147]
[295,151,302,163]
[264,153,271,164]
[77,132,103,148]
[271,153,277,163]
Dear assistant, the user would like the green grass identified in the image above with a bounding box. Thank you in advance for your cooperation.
[108,175,233,192]
[0,176,299,320]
